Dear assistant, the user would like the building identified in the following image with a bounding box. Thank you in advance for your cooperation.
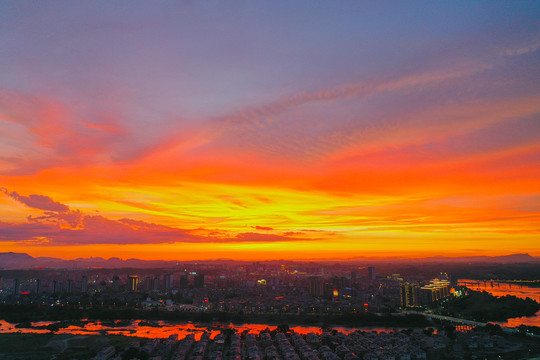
[12,278,19,295]
[400,283,420,307]
[112,276,120,292]
[420,278,451,305]
[368,267,376,281]
[144,276,159,291]
[164,273,174,290]
[81,275,88,293]
[128,275,139,292]
[179,274,189,289]
[309,276,325,297]
[194,274,205,288]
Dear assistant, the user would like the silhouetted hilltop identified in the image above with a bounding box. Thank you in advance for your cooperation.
[0,252,538,270]
[0,252,37,269]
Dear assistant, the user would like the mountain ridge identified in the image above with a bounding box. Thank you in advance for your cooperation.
[0,252,538,269]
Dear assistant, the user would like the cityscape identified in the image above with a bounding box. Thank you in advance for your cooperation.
[1,255,540,359]
[1,1,540,360]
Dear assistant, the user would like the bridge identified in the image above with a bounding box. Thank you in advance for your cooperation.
[403,310,485,331]
[458,279,540,288]
[403,311,540,338]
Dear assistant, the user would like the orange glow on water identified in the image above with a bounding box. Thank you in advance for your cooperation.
[0,320,390,338]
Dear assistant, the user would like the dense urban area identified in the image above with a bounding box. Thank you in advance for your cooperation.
[1,260,539,359]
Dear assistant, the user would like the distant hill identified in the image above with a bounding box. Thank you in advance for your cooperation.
[0,252,538,269]
[326,253,540,265]
[398,253,538,264]
[0,252,37,269]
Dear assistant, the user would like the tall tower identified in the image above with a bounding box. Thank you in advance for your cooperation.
[179,274,188,289]
[13,278,19,295]
[164,274,174,290]
[368,267,376,281]
[128,275,139,292]
[194,274,204,288]
[400,283,420,307]
[309,276,325,297]
[112,276,120,292]
[351,271,358,283]
[81,275,88,293]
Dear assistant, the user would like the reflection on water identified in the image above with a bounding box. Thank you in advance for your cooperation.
[0,319,400,339]
[458,279,540,327]
[2,280,537,336]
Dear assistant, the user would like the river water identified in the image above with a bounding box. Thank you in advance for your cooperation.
[458,279,540,327]
[0,320,406,339]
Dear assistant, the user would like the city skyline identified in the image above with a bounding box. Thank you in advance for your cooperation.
[1,1,539,260]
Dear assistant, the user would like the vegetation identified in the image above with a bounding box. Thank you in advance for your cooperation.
[0,303,430,328]
[442,289,540,322]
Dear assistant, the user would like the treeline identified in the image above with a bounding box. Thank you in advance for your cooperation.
[443,290,540,322]
[0,304,429,328]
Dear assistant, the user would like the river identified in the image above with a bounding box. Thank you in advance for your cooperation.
[458,279,540,327]
[0,320,408,339]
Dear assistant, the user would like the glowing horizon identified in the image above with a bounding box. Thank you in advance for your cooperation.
[1,2,539,260]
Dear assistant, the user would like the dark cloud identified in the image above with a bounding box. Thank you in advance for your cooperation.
[1,188,69,212]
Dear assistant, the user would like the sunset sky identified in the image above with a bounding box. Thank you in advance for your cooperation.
[1,1,539,260]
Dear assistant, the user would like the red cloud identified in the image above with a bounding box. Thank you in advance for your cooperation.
[0,190,314,245]
[1,188,69,212]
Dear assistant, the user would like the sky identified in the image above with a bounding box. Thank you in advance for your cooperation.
[0,1,539,261]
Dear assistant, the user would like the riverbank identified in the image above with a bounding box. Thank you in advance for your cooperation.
[0,304,431,329]
[1,322,539,360]
[442,289,540,322]
[457,279,540,328]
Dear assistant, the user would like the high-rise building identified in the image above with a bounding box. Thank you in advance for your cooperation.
[351,271,358,283]
[309,276,325,297]
[400,283,420,307]
[81,275,88,293]
[144,276,158,291]
[194,274,204,288]
[179,274,188,289]
[112,276,120,292]
[164,273,174,290]
[52,280,57,294]
[420,279,451,305]
[128,275,139,292]
[368,267,376,281]
[13,278,19,295]
[35,279,40,295]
